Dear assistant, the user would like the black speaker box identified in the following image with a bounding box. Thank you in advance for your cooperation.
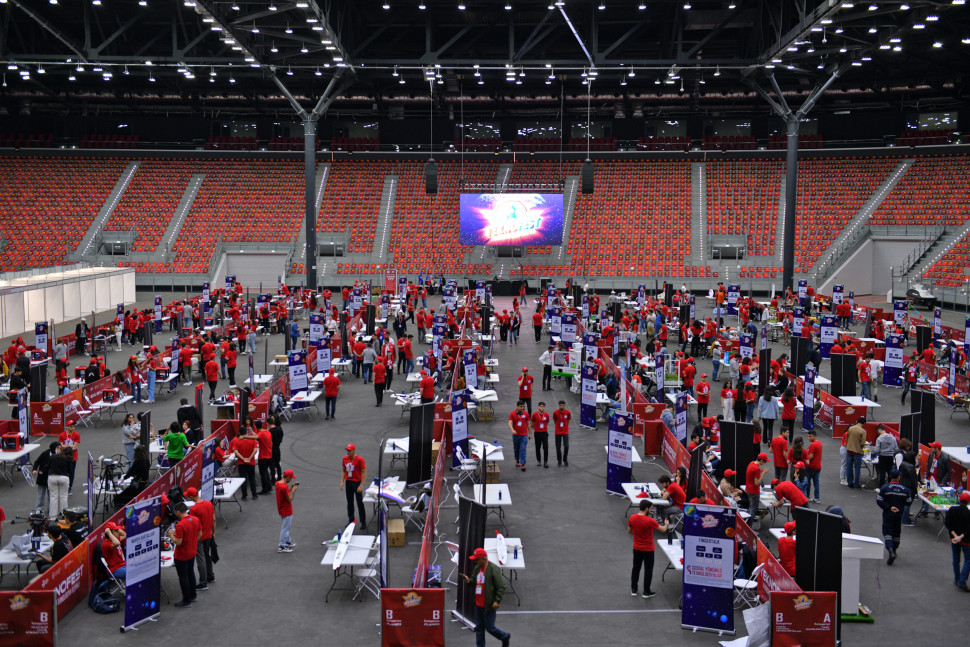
[425,160,438,194]
[581,160,594,194]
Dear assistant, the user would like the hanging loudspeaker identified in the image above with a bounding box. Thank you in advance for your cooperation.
[581,160,594,194]
[425,160,438,194]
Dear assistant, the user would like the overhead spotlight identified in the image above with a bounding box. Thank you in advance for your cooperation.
[269,2,277,9]
[301,46,309,53]
[505,2,511,8]
[868,3,877,9]
[37,66,45,74]
[209,67,216,76]
[68,74,76,81]
[628,69,635,77]
[598,2,605,8]
[869,27,877,33]
[683,2,691,8]
[963,37,970,44]
[286,67,294,75]
[714,66,720,76]
[315,67,322,76]
[913,22,925,29]
[932,41,943,48]
[620,78,627,86]
[418,2,426,8]
[229,75,235,83]
[392,67,399,76]
[92,0,101,5]
[270,43,278,53]
[138,0,147,5]
[285,24,293,34]
[458,3,466,9]
[383,2,390,8]
[638,2,646,8]
[926,14,938,21]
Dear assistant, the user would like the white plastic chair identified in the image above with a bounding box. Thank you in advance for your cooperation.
[101,557,127,596]
[70,399,95,427]
[444,540,460,585]
[353,539,382,600]
[733,563,764,609]
[453,445,479,487]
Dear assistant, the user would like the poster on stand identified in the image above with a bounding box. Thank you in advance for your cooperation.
[883,334,903,387]
[561,314,577,344]
[893,300,907,327]
[675,392,688,443]
[802,367,816,431]
[832,285,843,305]
[793,307,805,335]
[819,315,837,358]
[200,437,216,502]
[309,314,324,344]
[550,307,562,337]
[934,307,942,339]
[681,503,737,635]
[580,363,598,429]
[462,349,477,388]
[451,392,468,470]
[727,285,740,315]
[154,296,162,333]
[606,412,633,495]
[123,497,162,632]
[771,591,837,647]
[316,338,331,374]
[34,323,48,355]
[288,350,308,395]
[739,333,754,360]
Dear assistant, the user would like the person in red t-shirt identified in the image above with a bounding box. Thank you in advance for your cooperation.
[805,430,822,502]
[185,487,216,585]
[532,310,544,342]
[179,342,195,385]
[232,425,259,500]
[695,374,710,419]
[168,503,202,607]
[628,500,669,597]
[323,368,340,419]
[276,469,299,553]
[57,424,81,494]
[553,401,571,466]
[778,521,797,577]
[858,353,873,401]
[517,367,534,415]
[256,420,275,495]
[901,356,919,405]
[531,402,550,468]
[204,357,220,401]
[419,370,436,404]
[101,522,127,579]
[770,428,790,482]
[772,478,810,509]
[373,360,386,407]
[508,400,531,470]
[340,444,367,527]
[657,474,686,522]
[746,454,770,528]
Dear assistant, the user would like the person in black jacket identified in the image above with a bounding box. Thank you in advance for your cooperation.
[176,398,204,445]
[897,441,919,526]
[34,523,72,574]
[876,470,913,566]
[114,445,150,509]
[83,358,100,385]
[31,441,61,513]
[268,414,284,481]
[945,491,970,591]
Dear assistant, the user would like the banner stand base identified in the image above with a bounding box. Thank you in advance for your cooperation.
[122,614,159,633]
[841,612,875,623]
[681,623,735,636]
[450,610,476,630]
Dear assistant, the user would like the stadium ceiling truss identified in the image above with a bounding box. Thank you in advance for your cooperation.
[0,0,967,119]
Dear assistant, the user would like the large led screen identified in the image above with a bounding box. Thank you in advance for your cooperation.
[459,193,564,246]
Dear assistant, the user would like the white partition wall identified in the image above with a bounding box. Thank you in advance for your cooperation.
[0,267,135,338]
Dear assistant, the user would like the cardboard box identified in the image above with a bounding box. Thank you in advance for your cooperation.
[431,441,442,464]
[388,518,405,546]
[484,464,501,484]
[275,355,288,363]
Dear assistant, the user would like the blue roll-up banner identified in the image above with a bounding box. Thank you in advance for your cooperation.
[883,333,904,386]
[675,391,688,443]
[761,323,768,351]
[168,338,179,394]
[949,347,958,395]
[201,437,216,502]
[451,391,469,469]
[637,285,646,307]
[934,307,942,340]
[580,362,598,429]
[689,295,696,323]
[432,323,447,358]
[739,333,753,360]
[798,279,808,300]
[727,285,740,315]
[581,295,590,320]
[316,338,331,374]
[202,281,210,304]
[122,497,162,632]
[819,315,838,358]
[681,504,737,635]
[442,286,456,312]
[288,349,307,395]
[117,303,125,319]
[893,300,907,327]
[606,411,634,495]
[546,283,556,316]
[792,306,805,334]
[848,290,855,311]
[351,288,363,315]
[802,366,816,431]
[561,313,577,344]
[248,354,255,392]
[655,353,665,403]
[463,349,477,387]
[475,280,485,300]
[832,284,844,305]
[583,332,599,362]
[154,296,162,333]
[34,322,48,355]
[86,452,93,530]
[398,276,407,299]
[225,275,234,292]
[309,314,324,344]
[965,316,970,347]
[380,294,389,320]
[550,306,562,339]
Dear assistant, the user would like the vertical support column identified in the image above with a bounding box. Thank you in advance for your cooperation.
[782,117,799,293]
[304,118,318,291]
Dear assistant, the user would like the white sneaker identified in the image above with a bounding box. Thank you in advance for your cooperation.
[840,479,847,486]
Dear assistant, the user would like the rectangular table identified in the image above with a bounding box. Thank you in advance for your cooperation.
[331,359,353,375]
[0,535,53,586]
[288,389,323,418]
[212,477,245,528]
[483,537,525,606]
[383,437,409,471]
[656,534,685,582]
[472,484,512,532]
[619,482,665,517]
[320,534,377,602]
[0,444,39,486]
[91,395,134,424]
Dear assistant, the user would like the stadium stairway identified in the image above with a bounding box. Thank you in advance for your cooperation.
[73,161,140,258]
[812,158,912,281]
[690,162,706,265]
[904,224,969,282]
[158,174,205,259]
[372,174,398,259]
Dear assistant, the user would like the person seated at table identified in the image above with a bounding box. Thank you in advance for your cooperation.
[688,490,707,505]
[719,469,747,507]
[114,444,151,509]
[34,523,72,575]
[101,522,127,580]
[771,478,810,510]
[657,474,686,521]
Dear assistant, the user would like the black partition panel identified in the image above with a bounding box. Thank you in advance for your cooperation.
[239,388,249,429]
[830,353,857,399]
[456,496,487,621]
[718,421,755,476]
[790,336,809,379]
[915,326,932,355]
[406,402,435,486]
[688,445,706,500]
[900,412,921,448]
[794,507,843,640]
[138,411,152,449]
[910,390,936,445]
[365,303,377,336]
[758,348,771,397]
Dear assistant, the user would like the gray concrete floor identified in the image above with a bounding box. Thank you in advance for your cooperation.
[1,292,967,646]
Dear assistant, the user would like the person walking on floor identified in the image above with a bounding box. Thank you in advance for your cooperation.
[168,503,201,608]
[628,500,669,598]
[508,400,531,471]
[186,487,216,587]
[553,401,571,467]
[256,420,275,494]
[531,401,550,468]
[323,368,340,420]
[945,491,970,591]
[340,444,367,528]
[539,346,554,391]
[461,547,511,647]
[876,469,912,566]
[276,469,299,553]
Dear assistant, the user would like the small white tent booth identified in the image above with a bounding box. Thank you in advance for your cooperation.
[0,265,136,339]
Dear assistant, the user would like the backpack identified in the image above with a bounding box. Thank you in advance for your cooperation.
[88,580,121,614]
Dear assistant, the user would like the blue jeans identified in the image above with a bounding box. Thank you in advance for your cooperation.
[512,435,528,466]
[325,396,336,418]
[112,566,127,581]
[806,468,820,500]
[362,364,373,383]
[247,334,256,354]
[290,334,299,349]
[861,381,871,401]
[220,358,227,379]
[405,358,415,375]
[847,452,863,488]
[712,360,720,382]
[474,605,509,647]
[952,543,970,586]
[133,383,142,403]
[745,402,755,422]
[147,371,156,401]
[279,515,293,548]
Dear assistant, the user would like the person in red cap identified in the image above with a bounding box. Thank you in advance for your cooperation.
[770,427,790,483]
[419,370,436,404]
[168,502,202,607]
[508,400,531,470]
[101,521,127,580]
[771,477,809,511]
[695,373,710,419]
[719,469,743,505]
[945,491,970,590]
[553,400,572,467]
[777,522,797,576]
[746,454,770,528]
[186,487,216,586]
[276,469,299,553]
[927,442,951,487]
[340,444,367,527]
[322,368,341,420]
[517,367,534,415]
[628,499,669,598]
[461,547,510,647]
